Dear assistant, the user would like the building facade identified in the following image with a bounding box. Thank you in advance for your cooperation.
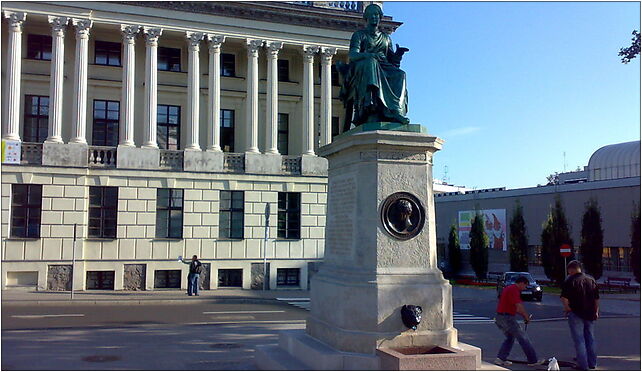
[435,141,641,280]
[0,1,399,291]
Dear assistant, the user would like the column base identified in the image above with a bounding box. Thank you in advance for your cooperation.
[301,154,328,176]
[42,142,88,167]
[245,152,281,174]
[116,146,159,170]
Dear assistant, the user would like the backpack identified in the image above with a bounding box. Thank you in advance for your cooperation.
[193,261,203,274]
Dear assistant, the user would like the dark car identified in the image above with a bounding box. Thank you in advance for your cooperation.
[496,272,543,302]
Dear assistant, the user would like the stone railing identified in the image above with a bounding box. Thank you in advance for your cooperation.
[290,1,365,12]
[88,146,117,168]
[282,156,302,175]
[159,149,183,170]
[223,153,245,173]
[20,142,43,165]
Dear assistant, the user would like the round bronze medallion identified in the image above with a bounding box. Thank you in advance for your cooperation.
[380,192,425,240]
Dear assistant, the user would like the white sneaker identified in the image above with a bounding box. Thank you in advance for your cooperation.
[494,358,513,366]
[527,358,547,366]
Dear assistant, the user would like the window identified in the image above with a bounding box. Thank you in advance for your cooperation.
[156,188,183,239]
[11,184,42,238]
[277,268,300,287]
[278,192,300,239]
[220,109,235,152]
[94,41,121,66]
[92,100,119,146]
[26,34,52,60]
[219,191,244,239]
[157,105,181,150]
[277,59,289,82]
[158,47,181,72]
[221,53,235,77]
[86,271,115,290]
[154,270,181,288]
[23,95,49,142]
[218,269,243,287]
[88,186,118,239]
[331,64,340,86]
[332,116,340,139]
[278,113,289,155]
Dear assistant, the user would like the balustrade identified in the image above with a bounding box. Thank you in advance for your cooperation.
[20,142,43,165]
[223,153,245,173]
[88,146,117,167]
[282,156,302,175]
[159,149,183,170]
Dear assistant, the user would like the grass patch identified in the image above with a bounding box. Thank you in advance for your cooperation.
[542,286,561,294]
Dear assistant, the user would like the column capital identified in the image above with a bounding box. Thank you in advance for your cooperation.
[121,24,140,42]
[302,45,320,62]
[71,18,92,37]
[320,47,337,64]
[48,16,68,35]
[246,39,264,57]
[186,31,204,50]
[143,27,162,45]
[265,41,284,58]
[4,11,26,31]
[207,34,226,51]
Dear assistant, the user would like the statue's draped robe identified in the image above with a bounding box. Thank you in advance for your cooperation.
[343,29,408,124]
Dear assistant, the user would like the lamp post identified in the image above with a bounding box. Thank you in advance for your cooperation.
[263,202,270,291]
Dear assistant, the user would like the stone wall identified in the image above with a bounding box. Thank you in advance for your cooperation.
[123,264,146,290]
[251,262,270,290]
[47,265,72,291]
[199,263,211,290]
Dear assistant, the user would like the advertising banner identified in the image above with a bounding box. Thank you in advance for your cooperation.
[458,209,507,251]
[1,140,21,164]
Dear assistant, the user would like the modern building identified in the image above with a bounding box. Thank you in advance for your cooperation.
[0,1,398,291]
[435,141,641,281]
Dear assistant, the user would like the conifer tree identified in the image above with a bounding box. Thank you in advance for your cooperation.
[580,199,604,280]
[631,205,641,283]
[541,195,575,285]
[509,201,529,272]
[448,224,462,277]
[469,213,489,280]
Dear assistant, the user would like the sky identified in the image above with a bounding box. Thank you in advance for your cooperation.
[382,1,640,189]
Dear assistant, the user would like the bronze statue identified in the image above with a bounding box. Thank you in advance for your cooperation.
[337,3,410,131]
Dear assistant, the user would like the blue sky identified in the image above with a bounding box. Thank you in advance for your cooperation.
[383,1,640,189]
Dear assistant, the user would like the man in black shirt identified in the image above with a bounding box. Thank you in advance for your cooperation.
[560,260,600,370]
[181,255,203,296]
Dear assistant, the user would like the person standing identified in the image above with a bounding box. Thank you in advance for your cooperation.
[181,255,203,296]
[494,276,546,367]
[560,260,600,370]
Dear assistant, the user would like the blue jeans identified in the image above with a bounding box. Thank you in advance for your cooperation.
[568,312,597,370]
[495,314,538,363]
[187,273,200,295]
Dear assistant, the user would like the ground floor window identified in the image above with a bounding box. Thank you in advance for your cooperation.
[86,271,115,290]
[154,270,181,288]
[277,268,300,287]
[603,247,631,272]
[218,269,242,287]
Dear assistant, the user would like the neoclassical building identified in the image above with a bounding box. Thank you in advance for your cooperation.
[0,1,400,291]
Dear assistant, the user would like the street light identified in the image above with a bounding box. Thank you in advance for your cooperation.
[263,202,270,291]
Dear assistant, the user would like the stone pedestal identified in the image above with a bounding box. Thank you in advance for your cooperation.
[116,146,159,170]
[183,149,224,172]
[256,128,476,370]
[43,142,88,167]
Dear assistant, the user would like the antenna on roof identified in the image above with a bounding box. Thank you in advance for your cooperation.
[563,152,567,172]
[443,165,449,184]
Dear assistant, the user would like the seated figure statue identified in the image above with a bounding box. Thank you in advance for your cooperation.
[337,3,410,131]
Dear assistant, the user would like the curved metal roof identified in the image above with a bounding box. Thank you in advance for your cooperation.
[587,141,640,181]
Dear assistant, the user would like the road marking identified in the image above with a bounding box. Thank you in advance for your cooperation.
[276,298,311,311]
[11,314,85,319]
[184,320,306,325]
[453,312,494,324]
[275,298,310,301]
[203,310,285,314]
[209,315,256,320]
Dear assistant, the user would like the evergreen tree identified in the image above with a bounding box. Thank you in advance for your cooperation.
[509,201,529,272]
[541,195,575,285]
[469,213,489,280]
[448,224,462,277]
[631,205,641,283]
[580,199,604,280]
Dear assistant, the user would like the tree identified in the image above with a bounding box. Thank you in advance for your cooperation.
[541,195,575,285]
[631,205,640,283]
[448,224,462,277]
[469,213,489,280]
[579,199,604,280]
[509,201,529,272]
[546,172,560,186]
[619,30,640,64]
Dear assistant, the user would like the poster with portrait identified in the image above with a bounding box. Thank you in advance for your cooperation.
[458,209,507,251]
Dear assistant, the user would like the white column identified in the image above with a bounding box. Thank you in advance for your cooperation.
[45,16,67,144]
[185,31,204,151]
[142,27,162,148]
[207,34,225,152]
[245,39,264,153]
[265,41,283,155]
[320,47,337,147]
[2,11,26,142]
[302,45,319,156]
[119,24,140,147]
[69,18,92,144]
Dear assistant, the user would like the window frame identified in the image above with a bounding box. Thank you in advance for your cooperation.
[219,191,245,239]
[277,59,290,82]
[220,109,235,152]
[157,104,181,150]
[158,46,181,72]
[88,186,118,239]
[26,34,52,61]
[23,95,49,143]
[277,113,289,155]
[94,40,122,66]
[155,188,184,239]
[10,184,42,239]
[221,53,236,77]
[277,192,301,240]
[277,268,300,287]
[92,100,120,146]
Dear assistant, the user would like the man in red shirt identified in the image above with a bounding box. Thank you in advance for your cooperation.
[494,276,545,367]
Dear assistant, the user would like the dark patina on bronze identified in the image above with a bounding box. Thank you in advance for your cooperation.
[380,192,425,240]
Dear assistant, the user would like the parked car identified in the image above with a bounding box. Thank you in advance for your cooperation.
[496,272,543,301]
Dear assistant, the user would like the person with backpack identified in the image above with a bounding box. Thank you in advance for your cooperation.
[181,255,203,296]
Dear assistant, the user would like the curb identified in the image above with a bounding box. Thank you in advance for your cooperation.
[1,297,283,307]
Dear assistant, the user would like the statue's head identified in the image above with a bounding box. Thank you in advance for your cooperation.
[398,199,413,218]
[363,3,383,23]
